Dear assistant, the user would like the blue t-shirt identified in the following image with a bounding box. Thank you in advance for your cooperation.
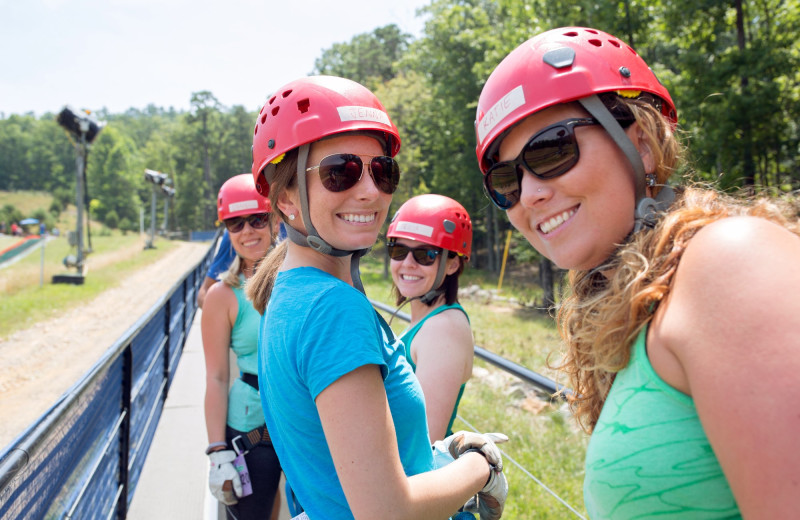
[258,267,434,519]
[206,230,236,281]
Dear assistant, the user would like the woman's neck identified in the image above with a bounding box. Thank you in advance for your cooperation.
[282,240,354,285]
[408,295,445,325]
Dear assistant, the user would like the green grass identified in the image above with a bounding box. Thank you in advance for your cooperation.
[0,233,180,338]
[360,251,588,519]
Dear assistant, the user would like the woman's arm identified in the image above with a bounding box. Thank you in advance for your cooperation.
[316,364,490,520]
[653,216,800,518]
[412,309,474,441]
[201,282,237,444]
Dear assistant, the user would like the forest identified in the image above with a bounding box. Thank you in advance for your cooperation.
[1,0,798,276]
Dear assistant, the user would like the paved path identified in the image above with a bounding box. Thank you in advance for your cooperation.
[127,310,290,520]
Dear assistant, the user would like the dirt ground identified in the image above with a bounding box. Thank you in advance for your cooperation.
[0,240,210,448]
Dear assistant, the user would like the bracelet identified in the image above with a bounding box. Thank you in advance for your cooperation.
[205,441,228,455]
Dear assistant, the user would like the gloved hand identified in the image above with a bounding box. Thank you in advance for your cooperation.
[440,431,508,471]
[461,466,508,520]
[438,431,509,520]
[208,449,242,505]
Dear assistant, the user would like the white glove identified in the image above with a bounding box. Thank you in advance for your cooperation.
[208,450,242,505]
[438,431,509,520]
[461,468,508,520]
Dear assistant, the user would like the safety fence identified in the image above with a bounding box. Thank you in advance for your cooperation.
[0,237,218,520]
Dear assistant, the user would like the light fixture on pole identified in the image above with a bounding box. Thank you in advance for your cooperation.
[143,169,169,249]
[53,106,105,285]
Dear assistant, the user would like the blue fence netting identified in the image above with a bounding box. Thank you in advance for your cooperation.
[0,233,219,520]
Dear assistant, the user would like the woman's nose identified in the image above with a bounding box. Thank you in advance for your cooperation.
[518,170,551,207]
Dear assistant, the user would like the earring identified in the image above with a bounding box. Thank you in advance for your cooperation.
[645,174,656,187]
[288,213,296,221]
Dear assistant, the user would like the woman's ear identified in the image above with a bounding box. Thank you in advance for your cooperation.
[627,122,655,175]
[276,190,298,221]
[445,255,461,276]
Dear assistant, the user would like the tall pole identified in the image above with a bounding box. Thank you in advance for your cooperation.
[146,186,157,249]
[74,129,87,272]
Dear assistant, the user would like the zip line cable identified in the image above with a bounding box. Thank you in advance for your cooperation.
[456,415,587,520]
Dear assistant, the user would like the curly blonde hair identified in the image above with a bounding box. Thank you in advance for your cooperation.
[554,98,800,433]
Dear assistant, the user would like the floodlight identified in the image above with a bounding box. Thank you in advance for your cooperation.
[144,169,168,185]
[57,106,105,144]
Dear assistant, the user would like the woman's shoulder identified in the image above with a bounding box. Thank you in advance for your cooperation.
[679,215,798,278]
[204,280,236,307]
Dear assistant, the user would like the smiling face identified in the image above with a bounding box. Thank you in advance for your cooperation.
[227,215,274,268]
[289,134,392,251]
[500,103,639,271]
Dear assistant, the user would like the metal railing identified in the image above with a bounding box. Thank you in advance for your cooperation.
[0,238,217,520]
[369,299,571,400]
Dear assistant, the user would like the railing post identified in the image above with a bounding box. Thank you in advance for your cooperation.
[117,346,132,519]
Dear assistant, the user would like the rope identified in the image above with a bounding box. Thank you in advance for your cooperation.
[455,415,587,520]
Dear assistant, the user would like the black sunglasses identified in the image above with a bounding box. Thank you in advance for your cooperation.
[306,153,400,194]
[484,117,616,210]
[387,242,441,266]
[224,213,270,233]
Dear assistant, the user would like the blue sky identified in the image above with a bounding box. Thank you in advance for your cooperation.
[0,0,430,117]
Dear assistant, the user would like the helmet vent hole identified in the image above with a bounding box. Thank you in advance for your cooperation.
[588,39,602,47]
[563,31,578,37]
[297,98,310,113]
[608,39,621,48]
[282,89,292,98]
[269,95,276,105]
[271,106,280,116]
[261,113,267,124]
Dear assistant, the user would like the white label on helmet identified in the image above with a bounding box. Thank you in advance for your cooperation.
[229,200,260,212]
[338,106,391,126]
[396,221,433,238]
[476,85,525,144]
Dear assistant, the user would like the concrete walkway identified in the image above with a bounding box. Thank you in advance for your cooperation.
[127,310,289,520]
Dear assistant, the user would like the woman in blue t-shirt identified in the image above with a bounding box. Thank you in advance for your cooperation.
[386,194,474,442]
[246,76,507,520]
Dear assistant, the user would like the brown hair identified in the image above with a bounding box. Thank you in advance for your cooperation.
[245,149,298,314]
[554,97,800,432]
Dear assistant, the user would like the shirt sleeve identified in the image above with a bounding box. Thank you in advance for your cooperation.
[298,284,387,400]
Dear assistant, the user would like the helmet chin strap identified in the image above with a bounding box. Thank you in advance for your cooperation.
[284,143,370,294]
[578,95,674,232]
[419,248,449,304]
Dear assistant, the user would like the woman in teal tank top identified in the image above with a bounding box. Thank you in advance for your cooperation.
[202,174,282,520]
[387,194,475,442]
[474,26,800,518]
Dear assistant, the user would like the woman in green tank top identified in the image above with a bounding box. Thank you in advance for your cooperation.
[387,194,475,442]
[474,26,800,518]
[202,174,282,520]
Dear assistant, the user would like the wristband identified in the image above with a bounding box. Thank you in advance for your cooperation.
[205,441,228,455]
[463,448,494,486]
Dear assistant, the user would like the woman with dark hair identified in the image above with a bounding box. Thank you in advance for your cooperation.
[475,26,800,518]
[387,193,474,441]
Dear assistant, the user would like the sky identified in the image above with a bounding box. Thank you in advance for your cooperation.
[0,0,431,118]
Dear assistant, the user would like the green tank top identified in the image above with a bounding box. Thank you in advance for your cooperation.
[399,302,469,438]
[226,279,266,432]
[583,325,741,519]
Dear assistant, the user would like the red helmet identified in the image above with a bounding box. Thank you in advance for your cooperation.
[217,173,271,221]
[252,75,401,195]
[387,194,472,259]
[475,26,677,173]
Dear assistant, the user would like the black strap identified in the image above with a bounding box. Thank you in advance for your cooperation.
[241,372,259,391]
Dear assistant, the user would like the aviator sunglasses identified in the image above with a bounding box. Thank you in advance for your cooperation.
[306,153,400,194]
[224,213,271,233]
[484,117,632,210]
[387,241,441,266]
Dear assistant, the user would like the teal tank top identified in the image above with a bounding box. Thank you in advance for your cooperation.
[399,302,469,438]
[583,325,741,519]
[226,279,266,432]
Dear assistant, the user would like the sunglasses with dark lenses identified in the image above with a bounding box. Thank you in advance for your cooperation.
[306,153,400,194]
[484,117,602,210]
[387,242,441,266]
[224,213,270,233]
